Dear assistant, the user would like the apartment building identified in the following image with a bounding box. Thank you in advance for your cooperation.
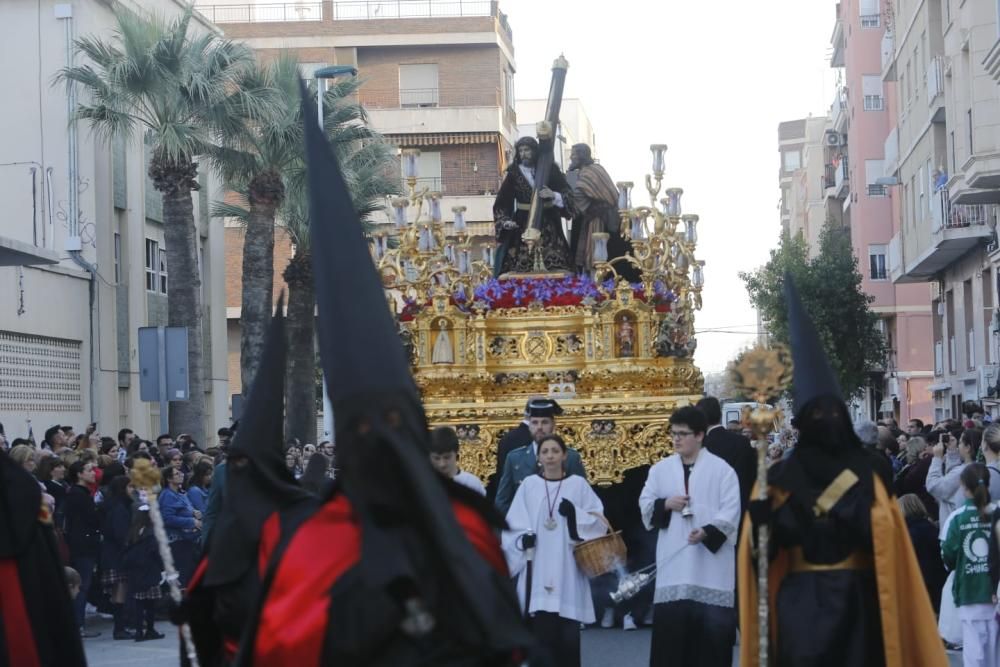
[884,0,1000,420]
[196,0,517,396]
[0,0,230,442]
[829,0,934,423]
[778,116,832,256]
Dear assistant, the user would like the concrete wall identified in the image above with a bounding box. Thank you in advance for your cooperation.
[0,0,229,443]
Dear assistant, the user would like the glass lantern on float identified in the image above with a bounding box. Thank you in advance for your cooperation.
[589,142,706,348]
[373,165,495,307]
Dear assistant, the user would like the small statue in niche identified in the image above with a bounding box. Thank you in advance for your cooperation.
[617,315,635,358]
[431,318,454,364]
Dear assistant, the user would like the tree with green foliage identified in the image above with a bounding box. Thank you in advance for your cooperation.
[740,223,887,400]
[217,73,399,443]
[210,54,311,398]
[59,7,271,443]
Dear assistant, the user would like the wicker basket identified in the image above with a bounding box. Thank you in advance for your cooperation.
[573,513,627,578]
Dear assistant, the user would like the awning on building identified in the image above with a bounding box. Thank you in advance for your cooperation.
[927,382,952,393]
[386,132,500,147]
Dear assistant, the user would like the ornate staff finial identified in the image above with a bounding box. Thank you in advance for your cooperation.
[728,344,792,667]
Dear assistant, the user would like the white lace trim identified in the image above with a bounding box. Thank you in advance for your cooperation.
[712,520,737,540]
[654,584,734,608]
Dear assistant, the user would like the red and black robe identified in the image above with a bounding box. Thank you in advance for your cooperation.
[0,454,85,667]
[236,487,521,667]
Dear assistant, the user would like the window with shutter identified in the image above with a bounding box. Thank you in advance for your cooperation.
[399,64,439,107]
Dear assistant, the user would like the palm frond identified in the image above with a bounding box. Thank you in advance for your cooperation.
[211,199,251,223]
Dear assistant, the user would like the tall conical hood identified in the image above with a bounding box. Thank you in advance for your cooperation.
[204,294,310,586]
[785,273,842,417]
[300,82,529,653]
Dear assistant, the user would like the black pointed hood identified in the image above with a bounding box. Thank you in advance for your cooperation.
[203,294,310,587]
[785,273,842,418]
[300,82,529,654]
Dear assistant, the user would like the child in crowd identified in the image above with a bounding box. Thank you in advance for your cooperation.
[121,504,165,642]
[941,463,1000,667]
[428,426,486,496]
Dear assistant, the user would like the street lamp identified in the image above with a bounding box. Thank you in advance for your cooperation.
[315,65,359,128]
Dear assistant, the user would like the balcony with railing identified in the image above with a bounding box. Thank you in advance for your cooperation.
[194,0,513,44]
[833,157,849,199]
[831,87,848,132]
[363,86,509,137]
[927,56,946,122]
[196,2,324,22]
[361,87,500,109]
[197,0,495,22]
[898,188,998,281]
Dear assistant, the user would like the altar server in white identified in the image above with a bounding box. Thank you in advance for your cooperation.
[639,405,741,667]
[503,434,605,667]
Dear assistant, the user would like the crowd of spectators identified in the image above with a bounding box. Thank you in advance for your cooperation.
[0,421,246,640]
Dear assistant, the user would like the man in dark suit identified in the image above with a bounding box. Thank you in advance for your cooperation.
[486,401,533,502]
[494,399,586,516]
[696,397,755,518]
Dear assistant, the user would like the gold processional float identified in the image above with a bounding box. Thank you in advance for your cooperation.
[374,141,706,487]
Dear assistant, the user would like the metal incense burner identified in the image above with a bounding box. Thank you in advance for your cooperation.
[609,565,656,604]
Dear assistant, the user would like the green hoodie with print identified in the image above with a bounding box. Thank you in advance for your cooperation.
[941,500,995,607]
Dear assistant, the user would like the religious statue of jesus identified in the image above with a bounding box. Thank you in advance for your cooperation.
[493,137,573,275]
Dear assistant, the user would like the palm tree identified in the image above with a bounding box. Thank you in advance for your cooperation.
[218,76,399,443]
[58,8,271,444]
[210,54,303,398]
[281,137,399,443]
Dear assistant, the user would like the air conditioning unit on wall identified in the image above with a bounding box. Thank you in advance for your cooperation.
[825,130,845,147]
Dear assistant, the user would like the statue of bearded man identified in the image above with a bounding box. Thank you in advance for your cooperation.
[567,143,640,281]
[493,136,573,275]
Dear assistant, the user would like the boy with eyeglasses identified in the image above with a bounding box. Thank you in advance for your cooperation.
[639,405,741,667]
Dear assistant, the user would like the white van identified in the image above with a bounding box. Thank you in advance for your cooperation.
[721,402,774,427]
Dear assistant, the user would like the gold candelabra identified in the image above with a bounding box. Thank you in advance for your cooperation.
[592,143,706,342]
[373,148,496,304]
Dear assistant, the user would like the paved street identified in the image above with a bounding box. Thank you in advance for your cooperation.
[83,613,963,666]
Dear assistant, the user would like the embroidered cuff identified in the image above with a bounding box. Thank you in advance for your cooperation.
[652,499,671,529]
[701,524,726,553]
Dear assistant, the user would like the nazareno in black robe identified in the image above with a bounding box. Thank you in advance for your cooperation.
[0,452,86,667]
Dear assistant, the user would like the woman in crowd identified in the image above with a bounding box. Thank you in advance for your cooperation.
[942,464,999,666]
[99,476,134,639]
[9,443,36,475]
[284,449,303,479]
[896,435,938,517]
[927,429,978,526]
[503,434,605,667]
[301,443,317,472]
[99,437,119,460]
[186,459,213,515]
[980,423,1000,501]
[898,493,946,614]
[36,454,69,519]
[64,460,102,637]
[122,504,165,641]
[159,466,201,587]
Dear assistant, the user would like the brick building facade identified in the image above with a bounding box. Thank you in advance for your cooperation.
[201,0,518,414]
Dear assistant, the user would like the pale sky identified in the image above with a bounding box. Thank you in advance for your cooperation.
[501,0,837,373]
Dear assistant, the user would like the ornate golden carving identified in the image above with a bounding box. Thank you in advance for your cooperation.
[380,145,707,485]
